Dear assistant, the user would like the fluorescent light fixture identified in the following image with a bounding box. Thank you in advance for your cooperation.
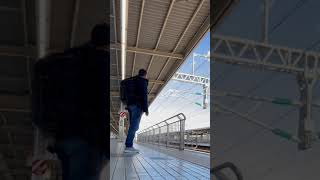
[120,0,128,80]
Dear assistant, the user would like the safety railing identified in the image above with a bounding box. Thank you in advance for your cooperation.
[184,127,210,150]
[137,113,186,150]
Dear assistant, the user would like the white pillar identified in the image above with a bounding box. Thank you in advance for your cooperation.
[262,0,269,43]
[33,0,51,179]
[119,0,128,141]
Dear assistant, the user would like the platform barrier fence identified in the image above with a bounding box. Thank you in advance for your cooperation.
[137,113,186,150]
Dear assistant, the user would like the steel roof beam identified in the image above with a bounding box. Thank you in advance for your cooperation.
[0,6,20,12]
[110,44,183,59]
[0,46,36,57]
[0,108,30,113]
[110,75,165,84]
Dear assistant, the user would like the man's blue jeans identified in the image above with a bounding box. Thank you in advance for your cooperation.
[125,104,142,147]
[55,137,103,180]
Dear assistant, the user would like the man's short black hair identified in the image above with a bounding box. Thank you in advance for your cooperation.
[138,69,147,77]
[91,23,109,46]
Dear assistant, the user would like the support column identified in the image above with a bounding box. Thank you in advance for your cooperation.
[179,119,185,151]
[118,105,126,142]
[166,123,169,147]
[297,73,316,150]
[262,0,269,43]
[203,84,209,109]
[119,0,128,141]
[33,0,51,179]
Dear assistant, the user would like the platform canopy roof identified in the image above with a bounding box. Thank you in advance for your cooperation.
[110,0,210,132]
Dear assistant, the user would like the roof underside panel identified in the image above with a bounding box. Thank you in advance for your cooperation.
[146,56,167,80]
[157,1,199,52]
[0,11,24,46]
[137,0,171,49]
[130,53,152,74]
[25,0,36,45]
[176,1,210,53]
[126,0,141,47]
[49,0,74,50]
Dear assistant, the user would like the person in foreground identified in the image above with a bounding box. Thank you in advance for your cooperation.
[33,23,109,180]
[124,69,149,153]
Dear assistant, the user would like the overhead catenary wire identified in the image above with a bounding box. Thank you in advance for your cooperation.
[213,89,320,108]
[269,0,309,36]
[152,88,200,118]
[158,84,201,119]
[153,81,198,113]
[215,102,301,143]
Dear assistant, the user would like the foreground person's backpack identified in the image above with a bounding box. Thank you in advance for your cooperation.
[120,76,137,105]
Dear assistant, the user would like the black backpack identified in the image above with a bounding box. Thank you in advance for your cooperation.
[32,50,84,137]
[120,76,137,105]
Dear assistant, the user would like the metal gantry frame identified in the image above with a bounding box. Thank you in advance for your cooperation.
[212,33,320,149]
[172,72,210,85]
[172,52,210,109]
[212,34,320,76]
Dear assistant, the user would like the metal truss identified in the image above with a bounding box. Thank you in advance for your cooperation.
[172,72,210,85]
[212,34,320,78]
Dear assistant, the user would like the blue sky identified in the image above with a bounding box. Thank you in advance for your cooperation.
[139,31,210,131]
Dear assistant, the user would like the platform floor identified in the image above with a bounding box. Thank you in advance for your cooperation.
[110,139,210,180]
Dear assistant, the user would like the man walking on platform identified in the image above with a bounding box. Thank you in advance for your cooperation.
[123,69,149,153]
